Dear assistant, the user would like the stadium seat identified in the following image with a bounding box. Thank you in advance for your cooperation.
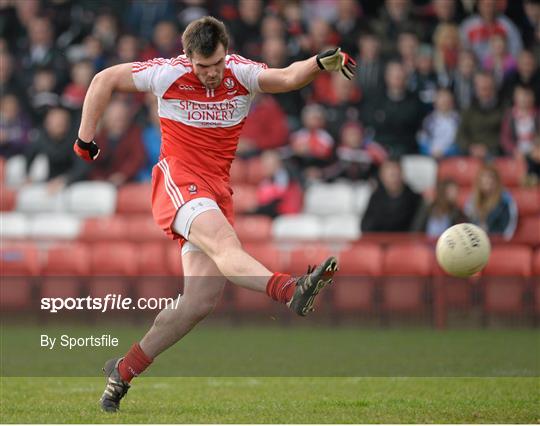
[166,243,184,276]
[288,244,332,275]
[65,181,117,217]
[231,184,258,213]
[16,183,65,213]
[42,243,90,275]
[0,212,29,239]
[5,155,26,188]
[381,244,432,313]
[511,187,540,216]
[29,213,81,240]
[243,242,284,272]
[401,155,438,193]
[493,157,527,187]
[0,157,4,184]
[304,182,355,216]
[512,215,540,246]
[1,243,39,310]
[333,243,382,313]
[41,277,82,299]
[321,214,360,241]
[229,159,248,184]
[135,277,179,306]
[234,215,272,242]
[481,245,532,315]
[116,183,152,215]
[127,215,166,242]
[137,242,169,276]
[79,216,129,242]
[533,249,540,314]
[457,186,472,209]
[0,186,16,211]
[245,156,265,185]
[438,157,481,186]
[352,183,374,216]
[90,242,138,276]
[272,214,322,241]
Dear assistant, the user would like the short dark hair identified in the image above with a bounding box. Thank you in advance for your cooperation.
[181,16,229,58]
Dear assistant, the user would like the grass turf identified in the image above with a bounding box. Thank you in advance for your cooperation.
[1,377,539,423]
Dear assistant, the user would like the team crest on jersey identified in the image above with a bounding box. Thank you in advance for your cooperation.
[188,184,198,194]
[224,77,235,90]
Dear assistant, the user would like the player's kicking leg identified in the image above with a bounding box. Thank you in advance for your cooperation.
[100,250,225,412]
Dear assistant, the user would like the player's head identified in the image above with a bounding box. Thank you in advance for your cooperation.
[182,16,229,89]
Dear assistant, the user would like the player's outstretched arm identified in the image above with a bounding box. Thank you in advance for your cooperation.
[75,63,139,161]
[258,47,356,94]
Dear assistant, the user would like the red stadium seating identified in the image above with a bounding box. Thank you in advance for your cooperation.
[0,243,39,310]
[90,242,138,276]
[232,184,258,214]
[457,186,472,209]
[438,157,482,186]
[80,216,129,242]
[242,242,284,272]
[42,243,90,275]
[166,243,183,276]
[234,215,272,242]
[533,249,540,314]
[493,158,527,187]
[288,244,332,275]
[333,243,383,313]
[229,159,248,185]
[137,242,169,275]
[481,245,532,315]
[0,186,15,211]
[116,183,152,215]
[127,215,166,242]
[512,215,540,246]
[381,244,433,313]
[135,278,179,304]
[511,187,540,216]
[232,285,273,312]
[41,278,82,299]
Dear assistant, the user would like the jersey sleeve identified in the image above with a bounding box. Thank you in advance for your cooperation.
[228,55,268,94]
[132,58,187,97]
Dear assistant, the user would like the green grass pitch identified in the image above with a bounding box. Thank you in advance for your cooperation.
[1,324,539,423]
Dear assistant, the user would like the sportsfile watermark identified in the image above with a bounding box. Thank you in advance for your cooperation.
[41,294,179,313]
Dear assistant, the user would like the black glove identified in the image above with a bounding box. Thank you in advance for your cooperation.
[73,137,100,162]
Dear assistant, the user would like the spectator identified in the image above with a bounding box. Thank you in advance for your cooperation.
[19,16,67,87]
[299,18,336,58]
[61,60,95,110]
[457,72,504,158]
[524,137,540,185]
[140,20,180,62]
[321,121,380,182]
[92,100,146,186]
[92,13,119,55]
[227,0,263,58]
[319,72,361,140]
[354,31,384,97]
[361,159,422,232]
[0,50,26,102]
[432,23,461,88]
[521,0,540,48]
[500,85,540,158]
[397,30,419,81]
[418,88,460,159]
[110,34,141,66]
[288,104,335,182]
[423,0,460,43]
[452,49,477,110]
[362,61,425,157]
[260,14,286,41]
[413,179,466,237]
[332,0,363,57]
[136,94,161,182]
[0,94,32,158]
[411,44,438,109]
[27,67,60,123]
[237,93,289,154]
[459,0,522,63]
[24,107,89,193]
[501,50,540,107]
[260,37,304,130]
[370,0,420,58]
[125,0,177,41]
[482,33,517,86]
[250,150,303,218]
[464,164,518,239]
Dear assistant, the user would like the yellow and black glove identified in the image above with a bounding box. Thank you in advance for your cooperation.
[316,47,356,80]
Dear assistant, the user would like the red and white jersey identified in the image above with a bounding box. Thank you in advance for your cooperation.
[132,54,267,182]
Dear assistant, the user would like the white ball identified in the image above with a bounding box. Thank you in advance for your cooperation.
[436,223,491,278]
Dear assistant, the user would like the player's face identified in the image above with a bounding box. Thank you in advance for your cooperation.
[190,44,226,89]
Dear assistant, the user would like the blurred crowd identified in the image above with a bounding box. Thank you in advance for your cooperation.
[1,0,539,240]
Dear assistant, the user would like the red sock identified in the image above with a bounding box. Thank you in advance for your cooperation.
[118,343,153,382]
[266,273,296,304]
